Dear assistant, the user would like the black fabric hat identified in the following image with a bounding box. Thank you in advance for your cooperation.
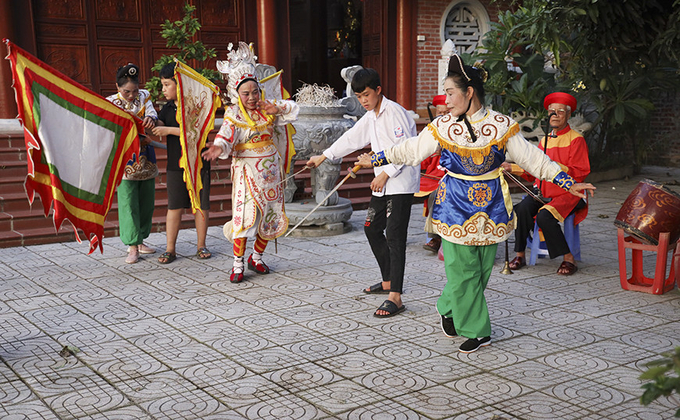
[448,54,471,82]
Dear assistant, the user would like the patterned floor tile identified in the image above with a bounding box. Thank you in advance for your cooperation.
[445,372,527,405]
[140,388,228,420]
[452,346,527,370]
[495,360,578,390]
[44,383,130,418]
[79,405,155,419]
[285,337,349,361]
[236,393,324,419]
[354,365,434,398]
[577,340,658,366]
[0,399,60,419]
[22,365,115,398]
[277,304,333,322]
[588,365,647,396]
[397,384,485,419]
[495,391,596,419]
[177,359,250,388]
[211,329,273,354]
[115,370,197,402]
[303,315,362,335]
[531,324,600,348]
[492,335,567,360]
[592,399,677,420]
[336,400,423,419]
[263,362,340,394]
[92,351,167,383]
[0,379,34,405]
[495,313,549,335]
[202,374,287,408]
[546,377,633,411]
[316,350,396,379]
[131,332,223,369]
[230,347,308,374]
[298,379,382,415]
[539,349,612,376]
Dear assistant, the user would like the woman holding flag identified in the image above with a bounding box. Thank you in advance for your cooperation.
[106,63,158,264]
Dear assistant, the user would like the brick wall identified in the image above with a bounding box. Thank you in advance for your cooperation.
[648,91,680,166]
[415,0,508,117]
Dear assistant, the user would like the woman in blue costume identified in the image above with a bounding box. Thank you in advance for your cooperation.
[356,55,595,353]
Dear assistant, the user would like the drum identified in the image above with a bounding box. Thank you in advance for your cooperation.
[614,179,680,245]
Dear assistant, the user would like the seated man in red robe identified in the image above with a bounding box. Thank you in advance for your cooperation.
[503,92,590,275]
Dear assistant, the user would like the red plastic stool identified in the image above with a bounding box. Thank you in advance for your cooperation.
[617,228,679,294]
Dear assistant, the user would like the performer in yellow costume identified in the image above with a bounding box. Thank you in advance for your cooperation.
[203,42,298,283]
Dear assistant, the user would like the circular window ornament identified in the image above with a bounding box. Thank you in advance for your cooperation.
[441,1,490,54]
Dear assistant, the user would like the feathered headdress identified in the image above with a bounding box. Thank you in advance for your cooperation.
[216,42,259,101]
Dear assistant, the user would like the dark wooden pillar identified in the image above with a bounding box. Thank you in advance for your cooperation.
[0,0,17,118]
[395,0,415,110]
[257,0,278,68]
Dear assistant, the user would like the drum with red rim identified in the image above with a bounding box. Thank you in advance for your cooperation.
[614,179,680,245]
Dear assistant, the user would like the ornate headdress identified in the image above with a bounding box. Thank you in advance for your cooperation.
[216,42,259,101]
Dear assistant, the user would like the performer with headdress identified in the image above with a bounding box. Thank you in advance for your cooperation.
[503,92,590,275]
[356,55,595,353]
[106,63,158,264]
[202,42,299,283]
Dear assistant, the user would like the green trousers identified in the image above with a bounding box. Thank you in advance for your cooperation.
[436,240,498,339]
[117,179,155,246]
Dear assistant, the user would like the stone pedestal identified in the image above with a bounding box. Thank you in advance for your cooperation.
[285,105,355,236]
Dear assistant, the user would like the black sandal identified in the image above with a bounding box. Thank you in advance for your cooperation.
[373,300,406,318]
[363,282,389,294]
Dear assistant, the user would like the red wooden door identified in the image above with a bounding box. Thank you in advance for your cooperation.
[30,0,249,97]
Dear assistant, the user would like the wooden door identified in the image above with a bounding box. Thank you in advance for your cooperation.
[30,0,249,97]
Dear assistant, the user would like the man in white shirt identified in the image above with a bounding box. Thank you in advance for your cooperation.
[307,68,419,318]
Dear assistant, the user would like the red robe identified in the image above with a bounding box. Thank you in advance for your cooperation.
[511,125,590,224]
[417,153,446,216]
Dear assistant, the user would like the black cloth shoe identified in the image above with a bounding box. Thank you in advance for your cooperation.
[440,315,457,337]
[459,336,491,353]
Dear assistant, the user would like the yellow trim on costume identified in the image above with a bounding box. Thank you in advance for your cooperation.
[433,212,515,245]
[238,96,275,128]
[541,205,565,223]
[233,139,274,151]
[445,168,513,217]
[430,122,520,162]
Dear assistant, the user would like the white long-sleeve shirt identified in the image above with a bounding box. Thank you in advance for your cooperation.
[323,96,420,197]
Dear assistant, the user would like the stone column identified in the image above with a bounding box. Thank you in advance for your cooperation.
[395,0,415,110]
[0,0,17,118]
[256,0,278,68]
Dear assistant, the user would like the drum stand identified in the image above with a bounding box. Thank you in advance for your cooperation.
[617,229,680,295]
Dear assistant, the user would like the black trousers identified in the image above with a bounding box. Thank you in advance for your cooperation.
[513,195,586,259]
[364,193,413,294]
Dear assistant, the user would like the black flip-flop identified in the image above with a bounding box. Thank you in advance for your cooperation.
[373,299,406,318]
[363,282,389,294]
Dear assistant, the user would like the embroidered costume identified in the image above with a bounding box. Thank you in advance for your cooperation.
[106,90,158,181]
[212,42,298,282]
[214,99,298,240]
[370,106,578,339]
[106,88,158,250]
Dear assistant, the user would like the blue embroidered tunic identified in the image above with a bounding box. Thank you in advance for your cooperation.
[372,107,576,246]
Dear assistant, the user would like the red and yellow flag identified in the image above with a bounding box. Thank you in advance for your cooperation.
[4,39,142,253]
[174,61,221,214]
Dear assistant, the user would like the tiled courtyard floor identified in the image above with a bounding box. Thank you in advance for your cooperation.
[1,166,679,419]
